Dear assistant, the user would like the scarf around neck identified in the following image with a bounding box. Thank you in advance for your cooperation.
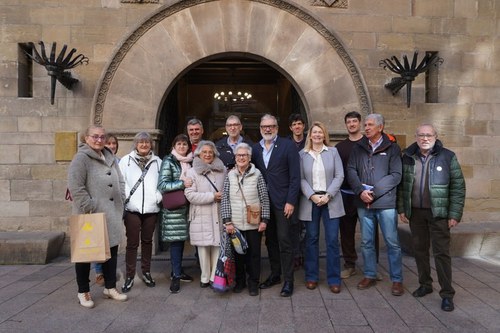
[132,150,152,170]
[171,149,193,180]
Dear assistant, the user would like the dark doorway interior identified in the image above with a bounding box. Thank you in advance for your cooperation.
[158,55,306,157]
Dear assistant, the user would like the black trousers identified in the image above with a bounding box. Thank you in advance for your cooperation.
[265,206,295,282]
[409,208,455,299]
[339,192,358,268]
[76,245,119,293]
[234,229,262,288]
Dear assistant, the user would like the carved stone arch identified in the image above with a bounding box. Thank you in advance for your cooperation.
[92,0,372,136]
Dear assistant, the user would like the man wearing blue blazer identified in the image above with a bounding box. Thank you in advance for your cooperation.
[252,114,301,297]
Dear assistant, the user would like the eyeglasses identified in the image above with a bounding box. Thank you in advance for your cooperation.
[89,135,106,141]
[226,123,241,128]
[235,154,249,158]
[416,134,436,139]
[260,125,277,130]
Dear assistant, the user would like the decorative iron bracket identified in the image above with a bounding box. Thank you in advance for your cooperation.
[25,41,89,104]
[379,51,443,108]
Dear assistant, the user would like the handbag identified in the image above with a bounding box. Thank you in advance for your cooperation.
[162,189,187,210]
[237,176,261,225]
[69,212,111,263]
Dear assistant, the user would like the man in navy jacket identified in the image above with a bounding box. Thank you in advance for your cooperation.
[252,114,300,297]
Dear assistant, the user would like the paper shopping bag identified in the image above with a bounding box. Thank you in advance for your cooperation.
[70,212,111,263]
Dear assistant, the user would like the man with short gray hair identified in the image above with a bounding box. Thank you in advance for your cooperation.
[398,124,465,312]
[347,113,404,296]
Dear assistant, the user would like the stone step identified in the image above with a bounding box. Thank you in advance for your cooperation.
[0,231,65,264]
[398,222,500,257]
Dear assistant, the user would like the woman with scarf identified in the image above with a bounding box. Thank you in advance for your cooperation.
[157,134,194,293]
[119,132,162,293]
[185,140,227,288]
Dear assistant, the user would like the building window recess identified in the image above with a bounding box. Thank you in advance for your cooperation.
[425,51,439,103]
[18,43,33,98]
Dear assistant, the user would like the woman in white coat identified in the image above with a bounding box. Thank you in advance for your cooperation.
[185,140,227,288]
[299,121,345,293]
[119,132,162,293]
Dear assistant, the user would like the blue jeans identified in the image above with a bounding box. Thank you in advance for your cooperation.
[303,203,341,286]
[358,208,402,282]
[170,241,185,278]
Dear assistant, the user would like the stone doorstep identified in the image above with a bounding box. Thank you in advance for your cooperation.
[0,231,65,265]
[398,222,500,257]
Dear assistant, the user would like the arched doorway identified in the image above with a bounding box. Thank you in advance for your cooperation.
[157,53,307,157]
[92,0,371,153]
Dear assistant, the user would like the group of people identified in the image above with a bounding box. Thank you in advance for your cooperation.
[67,111,465,313]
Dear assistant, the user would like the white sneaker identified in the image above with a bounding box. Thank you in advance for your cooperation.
[341,267,357,279]
[77,292,95,308]
[103,288,128,302]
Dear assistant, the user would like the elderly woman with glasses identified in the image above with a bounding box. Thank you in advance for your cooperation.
[119,132,162,293]
[68,125,128,308]
[221,142,270,296]
[185,140,227,288]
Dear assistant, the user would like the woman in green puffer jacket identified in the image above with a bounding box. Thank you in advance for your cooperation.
[157,134,194,293]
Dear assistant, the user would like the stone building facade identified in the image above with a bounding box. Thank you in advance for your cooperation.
[0,0,499,250]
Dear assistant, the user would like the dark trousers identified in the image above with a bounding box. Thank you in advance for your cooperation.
[124,211,157,278]
[76,245,118,293]
[235,229,262,288]
[170,241,185,278]
[265,206,294,282]
[410,208,455,299]
[339,192,358,268]
[290,207,305,259]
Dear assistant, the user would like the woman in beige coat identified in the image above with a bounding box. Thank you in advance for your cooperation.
[185,141,227,288]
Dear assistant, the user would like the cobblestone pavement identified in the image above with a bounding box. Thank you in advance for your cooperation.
[0,253,499,333]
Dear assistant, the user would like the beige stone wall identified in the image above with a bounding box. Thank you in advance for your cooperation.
[0,0,498,243]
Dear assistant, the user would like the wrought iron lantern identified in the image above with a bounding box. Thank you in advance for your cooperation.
[25,41,89,104]
[379,51,443,108]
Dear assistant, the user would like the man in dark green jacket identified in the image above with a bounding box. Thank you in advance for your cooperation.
[397,124,466,312]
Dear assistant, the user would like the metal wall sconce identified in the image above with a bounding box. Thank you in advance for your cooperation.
[379,51,443,108]
[25,41,89,104]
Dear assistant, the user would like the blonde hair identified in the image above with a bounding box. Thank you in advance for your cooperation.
[304,121,330,151]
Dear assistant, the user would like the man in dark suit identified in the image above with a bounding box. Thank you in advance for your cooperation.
[252,114,300,297]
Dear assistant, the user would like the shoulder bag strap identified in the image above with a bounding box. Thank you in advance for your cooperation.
[203,173,219,192]
[125,162,153,205]
[236,175,248,206]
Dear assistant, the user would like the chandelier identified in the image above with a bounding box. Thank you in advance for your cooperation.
[213,91,252,102]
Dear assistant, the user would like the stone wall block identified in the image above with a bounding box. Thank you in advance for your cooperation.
[330,15,392,33]
[30,7,84,25]
[0,145,20,164]
[53,180,70,201]
[189,3,225,55]
[246,4,279,55]
[83,8,126,27]
[0,180,10,201]
[377,34,415,51]
[0,201,29,217]
[0,165,31,180]
[17,117,42,132]
[392,17,433,34]
[413,0,454,17]
[464,120,488,135]
[220,0,252,51]
[460,148,492,165]
[71,26,126,44]
[454,0,478,18]
[474,87,500,103]
[465,180,492,199]
[41,25,71,43]
[20,145,54,164]
[1,25,41,43]
[11,180,52,201]
[31,165,68,180]
[432,18,468,34]
[348,32,377,50]
[0,117,17,132]
[30,200,71,217]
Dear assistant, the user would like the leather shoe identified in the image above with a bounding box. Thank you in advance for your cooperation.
[357,277,377,290]
[280,281,294,297]
[391,282,404,296]
[329,284,341,294]
[259,275,281,289]
[305,281,318,290]
[441,297,454,312]
[412,286,433,298]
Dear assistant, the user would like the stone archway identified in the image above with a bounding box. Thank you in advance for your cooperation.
[92,0,371,137]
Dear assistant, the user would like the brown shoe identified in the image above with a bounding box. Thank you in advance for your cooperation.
[305,281,318,290]
[357,278,377,290]
[329,284,341,294]
[391,282,404,296]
